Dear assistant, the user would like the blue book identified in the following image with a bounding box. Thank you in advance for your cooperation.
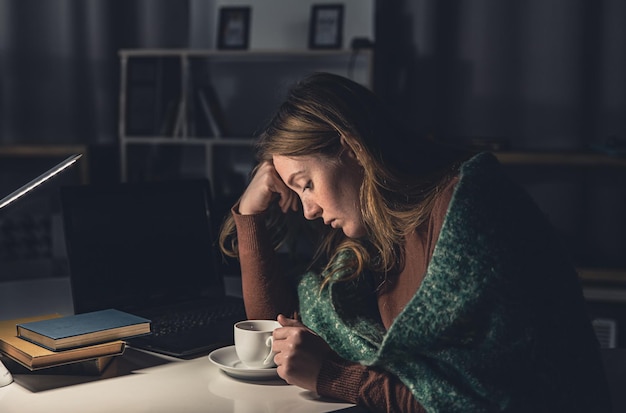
[16,309,151,351]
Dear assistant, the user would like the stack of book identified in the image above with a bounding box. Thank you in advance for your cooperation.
[0,309,151,374]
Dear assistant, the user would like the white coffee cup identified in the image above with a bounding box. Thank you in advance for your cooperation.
[234,320,281,369]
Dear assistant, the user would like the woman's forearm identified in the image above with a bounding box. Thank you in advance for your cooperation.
[232,210,298,319]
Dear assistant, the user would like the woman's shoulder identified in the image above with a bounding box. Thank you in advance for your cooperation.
[459,151,500,174]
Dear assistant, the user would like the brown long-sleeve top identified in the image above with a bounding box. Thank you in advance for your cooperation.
[232,177,457,413]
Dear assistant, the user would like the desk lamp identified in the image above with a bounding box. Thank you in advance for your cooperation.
[0,154,82,209]
[0,153,82,387]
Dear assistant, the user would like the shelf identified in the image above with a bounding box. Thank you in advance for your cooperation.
[579,268,626,303]
[119,48,371,58]
[578,268,626,283]
[494,151,626,168]
[583,287,626,303]
[0,144,86,157]
[122,137,256,145]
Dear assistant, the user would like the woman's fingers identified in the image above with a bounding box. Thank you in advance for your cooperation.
[239,161,298,215]
[271,315,332,391]
[277,313,301,327]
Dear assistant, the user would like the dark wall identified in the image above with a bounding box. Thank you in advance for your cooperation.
[374,0,626,150]
[0,0,189,146]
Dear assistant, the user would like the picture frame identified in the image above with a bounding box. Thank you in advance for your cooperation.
[217,7,251,50]
[308,4,344,49]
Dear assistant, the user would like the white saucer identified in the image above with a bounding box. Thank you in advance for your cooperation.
[208,346,279,380]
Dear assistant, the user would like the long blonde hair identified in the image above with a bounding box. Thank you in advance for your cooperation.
[219,72,470,284]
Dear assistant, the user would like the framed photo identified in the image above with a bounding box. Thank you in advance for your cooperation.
[217,7,251,50]
[309,4,344,49]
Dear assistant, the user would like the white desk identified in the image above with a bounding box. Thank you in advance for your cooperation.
[0,277,365,412]
[0,349,361,413]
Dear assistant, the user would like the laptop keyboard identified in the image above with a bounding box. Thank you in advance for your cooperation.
[152,302,246,337]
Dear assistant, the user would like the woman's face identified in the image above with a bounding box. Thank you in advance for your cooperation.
[273,150,366,239]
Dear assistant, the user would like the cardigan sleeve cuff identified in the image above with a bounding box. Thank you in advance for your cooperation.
[231,205,271,257]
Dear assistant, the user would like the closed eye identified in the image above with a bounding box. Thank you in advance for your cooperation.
[302,181,312,192]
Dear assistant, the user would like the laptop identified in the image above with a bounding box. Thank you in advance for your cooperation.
[60,179,246,358]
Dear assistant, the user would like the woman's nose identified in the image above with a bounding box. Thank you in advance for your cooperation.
[302,200,322,220]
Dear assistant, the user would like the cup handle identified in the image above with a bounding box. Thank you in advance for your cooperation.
[263,336,275,366]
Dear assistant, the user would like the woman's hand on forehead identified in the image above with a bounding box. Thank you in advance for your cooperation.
[239,161,300,215]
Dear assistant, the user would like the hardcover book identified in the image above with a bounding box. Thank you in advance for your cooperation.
[0,314,125,370]
[16,309,151,351]
[1,354,116,376]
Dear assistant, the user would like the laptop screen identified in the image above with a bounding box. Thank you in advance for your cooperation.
[61,179,224,315]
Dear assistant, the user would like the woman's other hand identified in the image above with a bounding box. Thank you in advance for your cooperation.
[272,314,332,392]
[238,161,299,215]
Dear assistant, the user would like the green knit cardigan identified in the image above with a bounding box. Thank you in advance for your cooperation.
[297,153,610,412]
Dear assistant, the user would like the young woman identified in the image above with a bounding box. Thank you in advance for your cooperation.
[219,72,610,413]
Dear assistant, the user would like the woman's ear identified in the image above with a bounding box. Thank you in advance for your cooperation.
[340,135,361,162]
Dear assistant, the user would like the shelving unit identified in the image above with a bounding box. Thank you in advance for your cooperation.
[118,48,374,197]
